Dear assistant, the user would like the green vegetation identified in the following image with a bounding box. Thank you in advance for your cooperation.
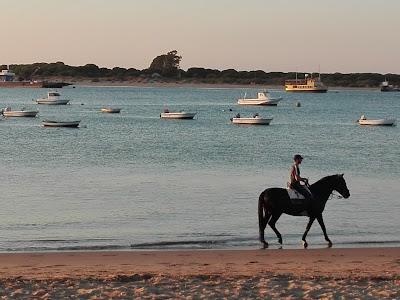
[2,51,399,87]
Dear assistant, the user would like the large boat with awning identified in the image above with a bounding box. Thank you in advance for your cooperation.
[285,73,328,93]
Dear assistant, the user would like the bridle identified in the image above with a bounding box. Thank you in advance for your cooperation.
[330,190,343,200]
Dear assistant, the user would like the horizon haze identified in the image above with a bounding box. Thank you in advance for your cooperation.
[2,0,399,74]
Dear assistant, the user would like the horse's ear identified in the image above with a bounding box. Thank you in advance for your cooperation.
[340,173,344,177]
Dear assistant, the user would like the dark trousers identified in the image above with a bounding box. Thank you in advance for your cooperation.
[291,181,313,200]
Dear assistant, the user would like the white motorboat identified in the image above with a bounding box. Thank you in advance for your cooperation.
[1,107,38,117]
[36,91,70,105]
[160,110,196,119]
[42,120,80,128]
[358,115,396,126]
[101,107,121,113]
[231,113,273,125]
[237,90,282,106]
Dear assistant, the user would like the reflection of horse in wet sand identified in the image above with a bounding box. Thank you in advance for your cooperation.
[258,174,350,248]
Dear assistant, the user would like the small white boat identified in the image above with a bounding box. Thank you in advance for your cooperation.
[1,107,38,117]
[101,107,121,113]
[231,113,273,125]
[42,120,80,128]
[358,115,396,126]
[237,90,282,106]
[36,91,70,105]
[160,110,196,119]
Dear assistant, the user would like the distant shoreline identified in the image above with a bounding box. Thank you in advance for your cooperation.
[65,79,380,91]
[5,62,399,90]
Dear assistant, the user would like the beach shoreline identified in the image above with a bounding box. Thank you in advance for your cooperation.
[1,247,398,298]
[1,247,398,279]
[33,76,381,91]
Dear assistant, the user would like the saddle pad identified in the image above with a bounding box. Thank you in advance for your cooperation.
[286,188,305,200]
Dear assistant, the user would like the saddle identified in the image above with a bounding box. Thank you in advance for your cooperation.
[286,185,311,216]
[287,188,305,200]
[286,183,312,202]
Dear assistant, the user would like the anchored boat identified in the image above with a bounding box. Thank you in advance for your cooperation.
[36,92,70,105]
[231,113,273,125]
[358,115,396,126]
[1,107,38,117]
[101,108,121,113]
[42,120,80,128]
[160,109,196,119]
[285,73,328,93]
[237,90,281,106]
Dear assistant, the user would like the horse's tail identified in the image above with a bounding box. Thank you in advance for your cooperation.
[258,190,271,244]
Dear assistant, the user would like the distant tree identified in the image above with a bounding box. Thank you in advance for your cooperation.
[148,50,182,77]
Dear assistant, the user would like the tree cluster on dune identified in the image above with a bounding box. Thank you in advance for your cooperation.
[2,51,399,87]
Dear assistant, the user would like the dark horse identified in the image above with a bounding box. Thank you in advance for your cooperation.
[258,174,350,248]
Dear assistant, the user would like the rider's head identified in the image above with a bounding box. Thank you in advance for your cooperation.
[293,154,303,164]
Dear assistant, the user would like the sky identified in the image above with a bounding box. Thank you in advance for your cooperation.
[2,0,399,73]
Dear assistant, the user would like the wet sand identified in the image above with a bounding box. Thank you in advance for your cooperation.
[0,247,399,298]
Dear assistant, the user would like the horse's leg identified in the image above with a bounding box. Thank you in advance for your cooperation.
[259,212,272,248]
[302,216,315,248]
[268,213,283,245]
[317,215,332,247]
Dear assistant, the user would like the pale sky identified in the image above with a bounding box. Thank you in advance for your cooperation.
[2,0,399,73]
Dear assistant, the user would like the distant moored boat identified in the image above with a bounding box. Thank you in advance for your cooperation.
[160,109,196,119]
[101,108,121,113]
[285,73,328,93]
[231,113,273,125]
[237,90,282,106]
[1,107,38,117]
[36,92,70,105]
[42,120,80,128]
[358,115,396,126]
[380,80,400,92]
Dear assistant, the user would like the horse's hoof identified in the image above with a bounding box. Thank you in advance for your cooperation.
[262,242,269,249]
[327,241,333,248]
[302,241,308,248]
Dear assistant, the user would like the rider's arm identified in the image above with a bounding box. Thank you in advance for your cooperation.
[291,166,301,181]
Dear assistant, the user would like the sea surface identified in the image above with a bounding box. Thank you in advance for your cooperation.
[0,86,399,252]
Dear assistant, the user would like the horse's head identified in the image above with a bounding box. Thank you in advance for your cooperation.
[333,174,350,198]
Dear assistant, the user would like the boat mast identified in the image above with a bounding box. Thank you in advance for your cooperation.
[318,64,321,80]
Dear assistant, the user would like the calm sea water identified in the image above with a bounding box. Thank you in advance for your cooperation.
[0,86,399,252]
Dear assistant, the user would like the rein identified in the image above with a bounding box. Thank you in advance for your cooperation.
[329,190,343,200]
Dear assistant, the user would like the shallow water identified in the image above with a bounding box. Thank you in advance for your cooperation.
[0,86,399,251]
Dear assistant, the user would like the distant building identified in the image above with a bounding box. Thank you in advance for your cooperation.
[0,68,15,82]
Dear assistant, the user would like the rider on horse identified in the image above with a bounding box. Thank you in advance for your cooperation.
[289,154,313,201]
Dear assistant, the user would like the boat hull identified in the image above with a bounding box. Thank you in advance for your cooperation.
[160,112,196,119]
[358,119,396,126]
[42,121,80,128]
[285,88,328,93]
[231,117,273,125]
[237,98,281,106]
[36,99,70,105]
[101,108,121,113]
[3,111,38,117]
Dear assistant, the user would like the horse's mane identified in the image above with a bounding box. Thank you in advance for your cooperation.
[310,174,338,190]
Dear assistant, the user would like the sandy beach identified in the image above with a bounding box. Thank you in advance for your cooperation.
[0,247,398,298]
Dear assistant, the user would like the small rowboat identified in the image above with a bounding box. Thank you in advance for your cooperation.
[358,115,396,126]
[231,114,273,125]
[160,111,196,119]
[1,108,38,117]
[101,108,121,113]
[42,120,80,128]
